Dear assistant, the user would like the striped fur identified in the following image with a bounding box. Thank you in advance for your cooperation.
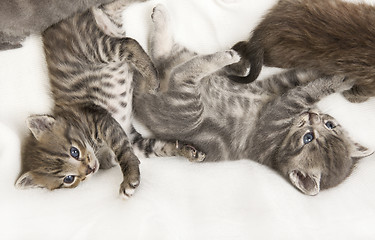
[134,5,372,195]
[16,0,203,198]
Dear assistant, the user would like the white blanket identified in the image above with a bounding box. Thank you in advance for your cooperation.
[1,0,375,239]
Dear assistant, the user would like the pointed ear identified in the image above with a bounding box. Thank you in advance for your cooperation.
[15,172,41,189]
[26,115,55,141]
[351,143,374,159]
[289,170,321,196]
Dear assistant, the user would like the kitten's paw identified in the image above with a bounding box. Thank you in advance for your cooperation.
[225,50,241,63]
[119,174,140,200]
[329,75,355,92]
[144,72,160,93]
[151,4,168,26]
[213,50,241,67]
[176,141,206,162]
[342,87,369,103]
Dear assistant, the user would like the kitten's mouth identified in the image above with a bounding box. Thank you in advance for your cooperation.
[85,161,99,176]
[86,154,99,175]
[92,161,99,174]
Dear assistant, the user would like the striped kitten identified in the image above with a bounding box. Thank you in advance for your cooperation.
[134,5,373,196]
[16,0,204,198]
[228,0,375,103]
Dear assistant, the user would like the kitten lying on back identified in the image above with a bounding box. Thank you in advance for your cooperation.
[16,0,204,198]
[0,0,117,50]
[134,4,372,196]
[229,0,375,103]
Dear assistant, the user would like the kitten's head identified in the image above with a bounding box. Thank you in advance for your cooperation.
[16,115,100,190]
[276,110,372,196]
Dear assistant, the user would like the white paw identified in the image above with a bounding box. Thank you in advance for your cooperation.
[226,50,241,63]
[119,179,140,200]
[151,4,168,23]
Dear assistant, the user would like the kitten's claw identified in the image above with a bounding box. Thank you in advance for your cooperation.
[176,141,206,162]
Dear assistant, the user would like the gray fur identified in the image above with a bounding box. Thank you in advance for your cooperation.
[0,0,116,50]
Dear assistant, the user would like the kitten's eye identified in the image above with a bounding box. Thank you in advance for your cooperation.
[325,121,336,129]
[303,132,315,144]
[63,175,75,184]
[70,147,80,159]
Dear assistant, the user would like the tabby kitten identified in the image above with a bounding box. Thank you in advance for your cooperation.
[0,0,118,50]
[228,0,375,103]
[134,5,372,196]
[16,0,203,198]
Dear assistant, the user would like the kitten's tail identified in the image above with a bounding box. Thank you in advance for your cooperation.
[227,40,264,84]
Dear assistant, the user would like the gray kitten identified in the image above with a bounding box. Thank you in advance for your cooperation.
[0,0,117,50]
[134,5,372,196]
[228,0,375,103]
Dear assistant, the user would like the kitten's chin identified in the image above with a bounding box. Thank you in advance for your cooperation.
[91,160,100,174]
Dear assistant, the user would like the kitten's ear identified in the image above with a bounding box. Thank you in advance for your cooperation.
[26,115,55,141]
[289,170,320,196]
[351,143,374,159]
[15,172,41,189]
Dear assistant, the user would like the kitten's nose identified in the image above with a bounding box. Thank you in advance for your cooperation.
[308,112,320,125]
[86,166,94,175]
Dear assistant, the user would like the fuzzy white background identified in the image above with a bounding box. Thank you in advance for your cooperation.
[1,0,375,239]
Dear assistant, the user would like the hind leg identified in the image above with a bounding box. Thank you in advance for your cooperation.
[149,4,175,63]
[133,136,206,162]
[149,4,197,91]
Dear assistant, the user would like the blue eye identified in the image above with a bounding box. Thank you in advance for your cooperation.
[303,132,314,144]
[70,147,80,159]
[325,121,335,129]
[63,175,75,184]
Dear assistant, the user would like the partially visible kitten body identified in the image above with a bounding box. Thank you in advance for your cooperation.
[134,5,372,196]
[229,0,375,103]
[16,0,203,198]
[0,0,120,51]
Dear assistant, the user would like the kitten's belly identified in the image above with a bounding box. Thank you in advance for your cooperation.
[92,63,134,135]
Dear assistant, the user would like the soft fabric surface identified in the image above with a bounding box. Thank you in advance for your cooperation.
[1,0,375,239]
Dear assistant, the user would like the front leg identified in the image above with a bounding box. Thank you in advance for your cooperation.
[122,38,159,93]
[85,107,140,199]
[297,74,354,104]
[169,50,241,92]
[101,37,159,93]
[269,74,354,117]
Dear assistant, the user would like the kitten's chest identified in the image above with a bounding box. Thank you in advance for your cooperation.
[201,76,263,121]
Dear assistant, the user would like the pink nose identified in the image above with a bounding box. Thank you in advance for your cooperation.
[308,112,320,125]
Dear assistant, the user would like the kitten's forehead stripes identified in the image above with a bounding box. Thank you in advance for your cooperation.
[39,148,70,159]
[51,169,63,175]
[64,125,72,145]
